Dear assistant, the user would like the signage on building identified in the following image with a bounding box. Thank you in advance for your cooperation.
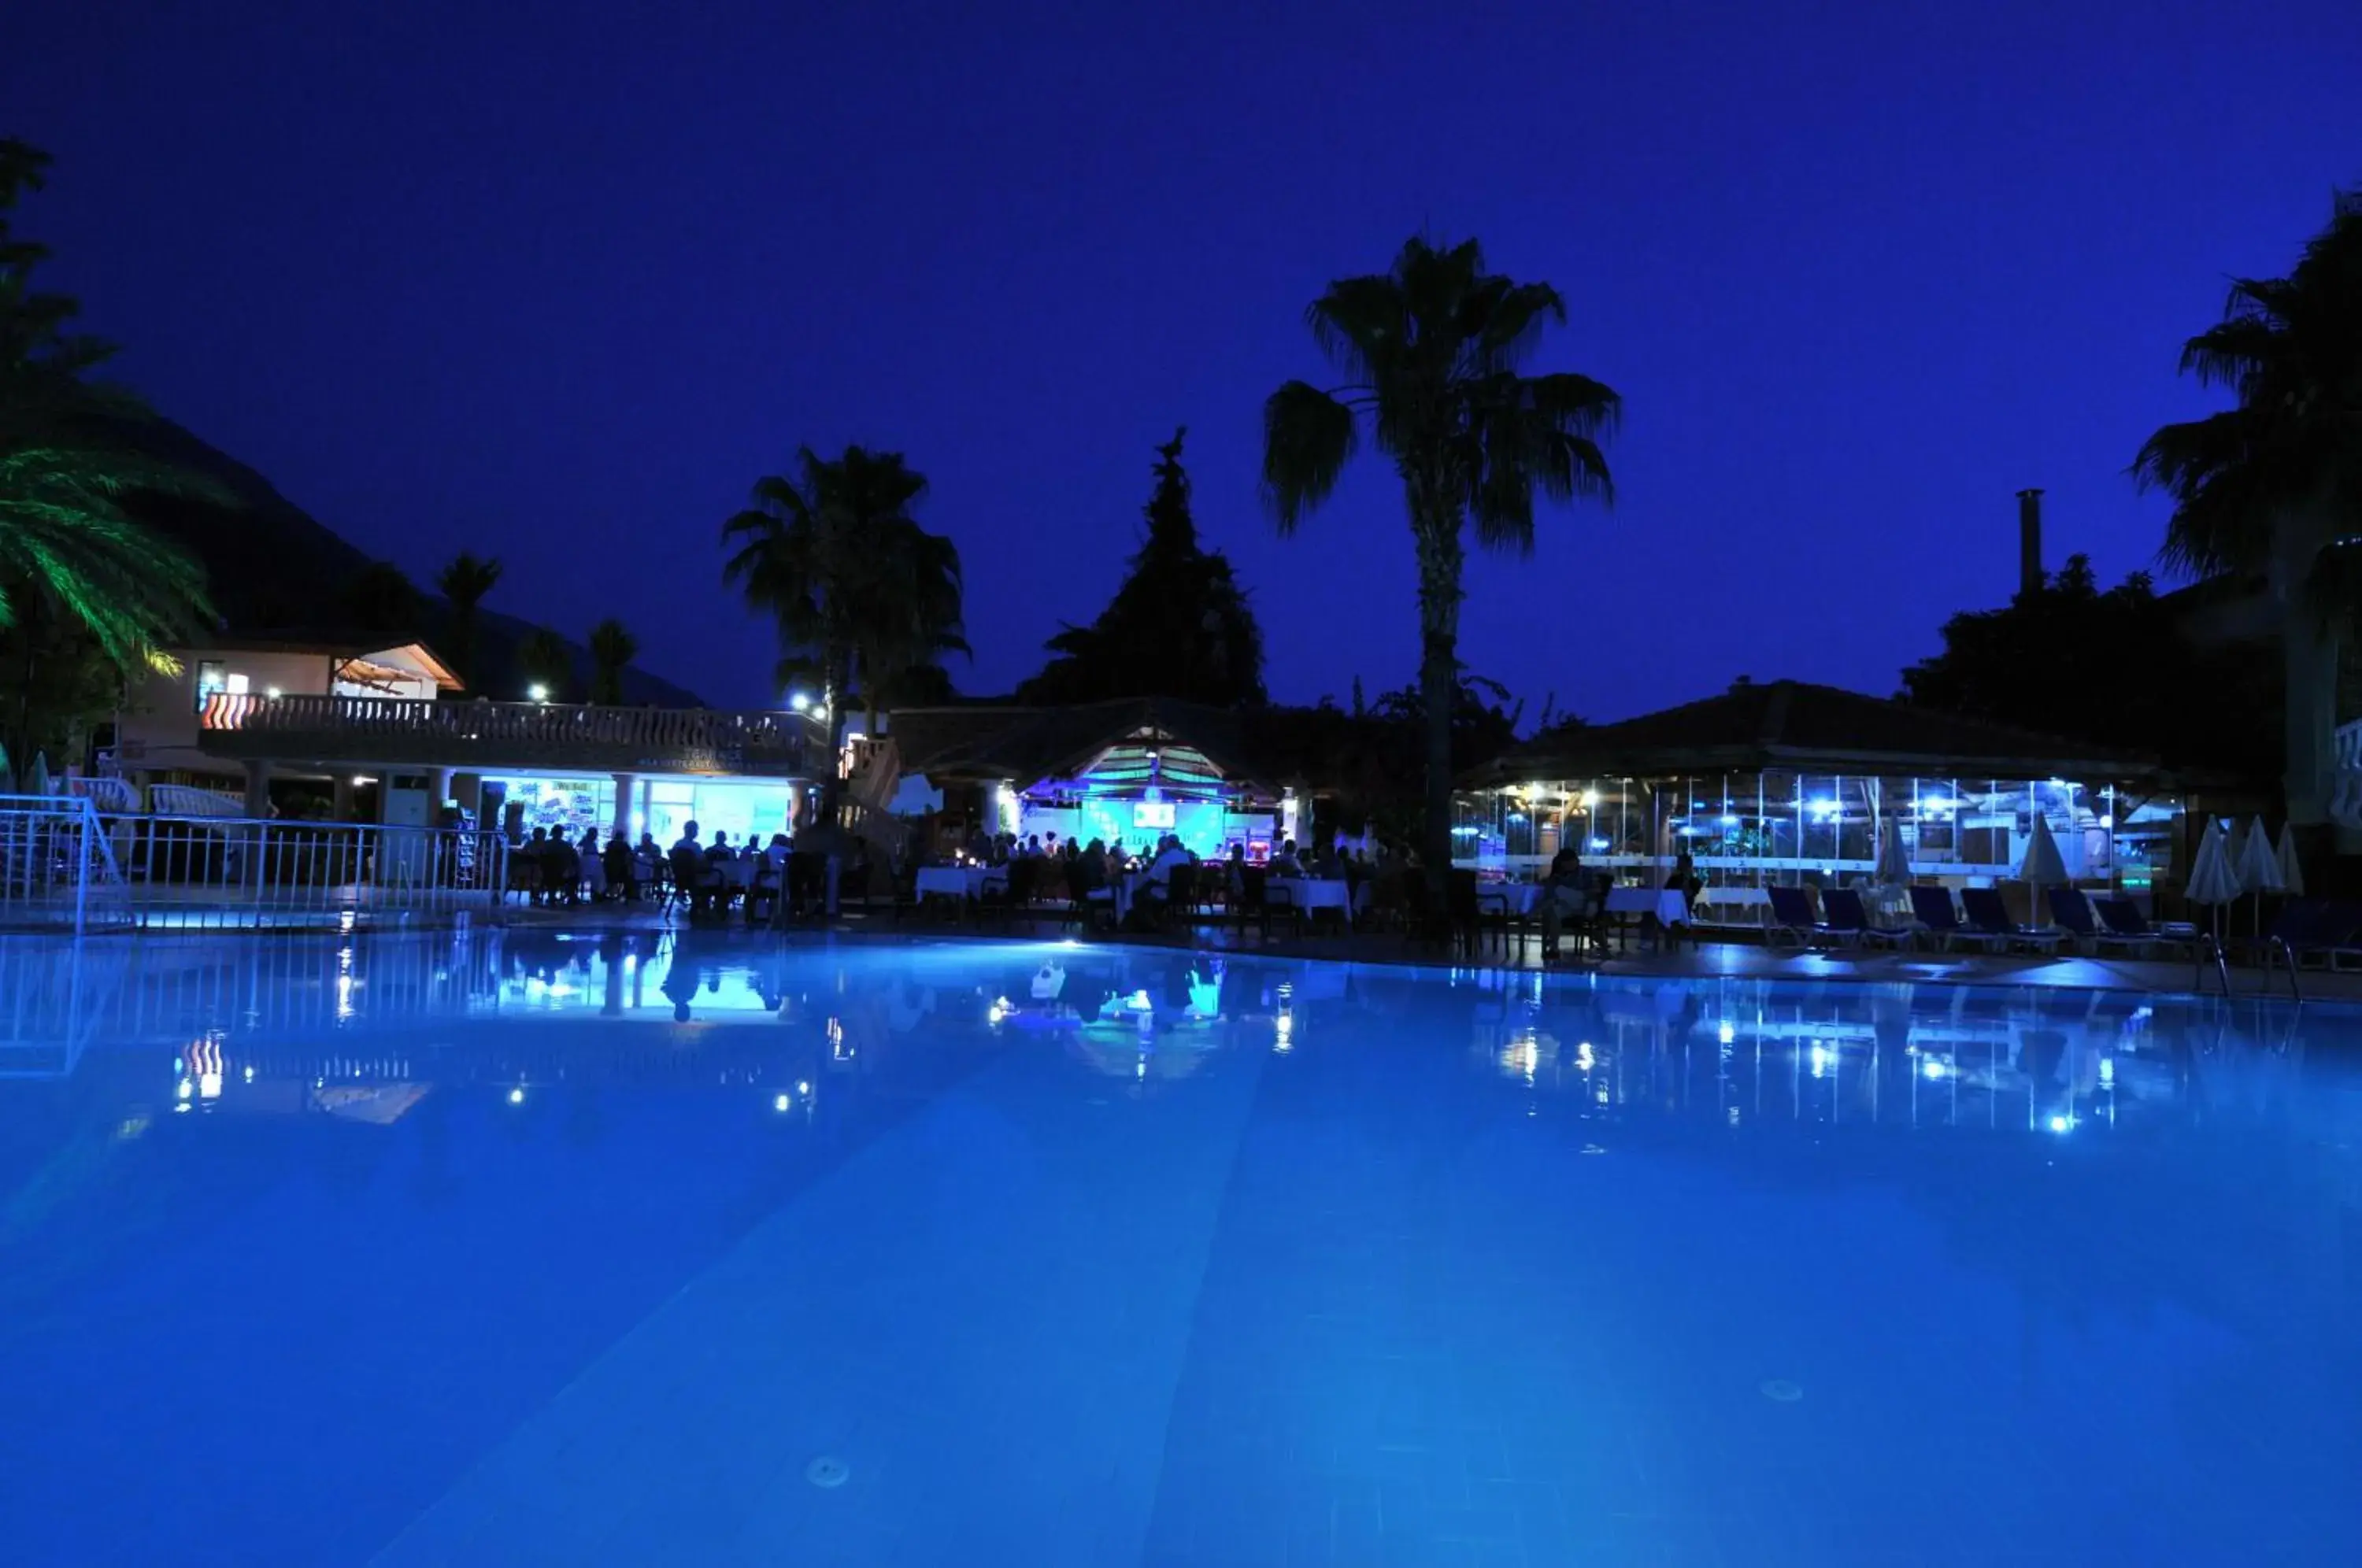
[635,748,746,774]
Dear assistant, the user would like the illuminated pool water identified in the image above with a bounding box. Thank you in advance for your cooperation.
[1,930,2356,1566]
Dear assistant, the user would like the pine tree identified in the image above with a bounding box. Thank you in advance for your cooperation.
[1018,428,1266,706]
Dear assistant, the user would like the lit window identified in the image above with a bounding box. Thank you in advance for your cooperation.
[194,660,227,713]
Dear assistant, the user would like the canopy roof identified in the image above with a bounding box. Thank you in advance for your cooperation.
[888,697,1275,795]
[1469,679,2157,787]
[181,633,465,691]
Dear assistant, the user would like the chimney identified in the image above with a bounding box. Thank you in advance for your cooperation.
[2016,488,2043,597]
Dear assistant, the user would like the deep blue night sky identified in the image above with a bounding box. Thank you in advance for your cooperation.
[6,1,2360,719]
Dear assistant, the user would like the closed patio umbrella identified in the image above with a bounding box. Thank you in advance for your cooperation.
[2184,817,2241,940]
[2233,816,2282,937]
[2275,823,2306,898]
[1873,818,1911,889]
[2012,808,2069,893]
[23,751,49,797]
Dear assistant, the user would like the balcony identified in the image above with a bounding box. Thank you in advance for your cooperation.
[198,693,813,777]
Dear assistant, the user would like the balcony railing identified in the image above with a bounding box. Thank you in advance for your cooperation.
[198,693,813,776]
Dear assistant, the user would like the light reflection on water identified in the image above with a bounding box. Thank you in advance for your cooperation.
[2,930,2344,1149]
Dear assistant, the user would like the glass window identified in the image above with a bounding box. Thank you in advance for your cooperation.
[194,660,227,713]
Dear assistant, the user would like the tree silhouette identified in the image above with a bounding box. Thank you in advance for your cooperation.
[433,551,502,686]
[1264,238,1619,883]
[587,617,637,704]
[1017,427,1265,707]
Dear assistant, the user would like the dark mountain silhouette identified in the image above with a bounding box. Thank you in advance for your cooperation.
[122,417,706,707]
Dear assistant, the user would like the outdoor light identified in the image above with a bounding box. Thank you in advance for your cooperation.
[789,691,811,711]
[1923,1059,1946,1081]
[264,686,283,700]
[1579,790,1598,808]
[528,683,550,703]
[2047,1114,2072,1133]
[774,1093,791,1112]
[1718,814,1740,827]
[507,1086,526,1105]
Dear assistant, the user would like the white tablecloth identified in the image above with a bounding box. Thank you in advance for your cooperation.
[916,866,1001,900]
[1477,882,1545,916]
[1691,886,1770,923]
[1269,877,1353,915]
[1604,887,1690,926]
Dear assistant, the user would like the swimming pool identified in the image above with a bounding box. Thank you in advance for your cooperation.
[1,930,2356,1566]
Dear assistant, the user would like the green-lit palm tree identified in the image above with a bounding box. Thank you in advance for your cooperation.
[2134,194,2362,824]
[1262,236,1620,882]
[1,138,215,681]
[721,445,965,815]
[587,616,638,704]
[434,551,502,687]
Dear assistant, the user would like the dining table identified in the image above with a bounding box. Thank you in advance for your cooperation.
[915,865,1004,904]
[1601,886,1693,948]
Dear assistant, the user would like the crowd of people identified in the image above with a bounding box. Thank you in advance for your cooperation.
[918,823,1427,926]
[502,815,866,924]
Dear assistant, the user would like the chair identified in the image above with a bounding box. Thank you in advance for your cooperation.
[1235,865,1279,941]
[1959,886,2066,954]
[667,845,710,919]
[1447,868,1484,957]
[983,857,1040,928]
[1161,864,1199,931]
[1821,887,1916,949]
[1766,885,1838,949]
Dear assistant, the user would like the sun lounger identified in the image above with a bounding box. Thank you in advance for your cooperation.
[1820,886,1916,949]
[1959,886,2066,953]
[1908,886,1998,952]
[2092,897,2198,958]
[2045,887,2148,956]
[1767,885,1839,948]
[2263,898,2362,972]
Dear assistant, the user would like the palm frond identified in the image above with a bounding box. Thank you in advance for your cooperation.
[1261,381,1357,531]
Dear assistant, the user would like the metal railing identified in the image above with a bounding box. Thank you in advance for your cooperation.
[0,793,135,937]
[0,797,508,932]
[197,692,814,773]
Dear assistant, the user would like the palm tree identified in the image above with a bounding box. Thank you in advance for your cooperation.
[722,445,966,816]
[433,551,502,687]
[2134,194,2362,825]
[1,137,216,682]
[518,626,572,700]
[1262,236,1620,883]
[587,616,638,704]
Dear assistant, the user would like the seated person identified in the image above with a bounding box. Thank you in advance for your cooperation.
[1140,834,1194,907]
[1537,847,1599,957]
[1270,838,1304,876]
[542,831,582,905]
[602,832,635,898]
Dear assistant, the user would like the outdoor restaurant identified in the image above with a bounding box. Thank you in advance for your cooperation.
[881,697,1296,863]
[1457,678,2197,926]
